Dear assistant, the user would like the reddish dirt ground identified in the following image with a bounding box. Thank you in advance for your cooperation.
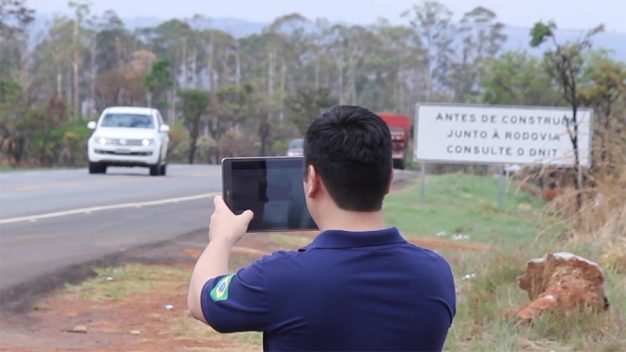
[0,228,476,351]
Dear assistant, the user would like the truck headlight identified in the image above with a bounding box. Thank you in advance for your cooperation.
[97,137,108,145]
[142,138,154,146]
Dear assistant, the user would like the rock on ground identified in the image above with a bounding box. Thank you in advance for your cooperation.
[516,252,609,321]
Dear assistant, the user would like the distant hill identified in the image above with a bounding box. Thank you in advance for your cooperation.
[30,14,626,62]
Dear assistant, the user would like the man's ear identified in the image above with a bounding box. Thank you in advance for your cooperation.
[385,169,394,195]
[305,164,320,198]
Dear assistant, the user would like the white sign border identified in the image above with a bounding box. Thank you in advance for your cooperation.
[412,102,594,168]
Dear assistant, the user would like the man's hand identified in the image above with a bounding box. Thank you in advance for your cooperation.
[187,195,254,324]
[209,195,254,247]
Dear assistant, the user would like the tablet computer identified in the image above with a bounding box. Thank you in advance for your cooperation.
[222,157,318,232]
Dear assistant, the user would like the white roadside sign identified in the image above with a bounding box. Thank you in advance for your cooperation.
[414,103,593,167]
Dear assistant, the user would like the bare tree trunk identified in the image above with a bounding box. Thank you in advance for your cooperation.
[56,71,63,98]
[19,37,32,93]
[181,38,187,89]
[66,69,72,117]
[426,57,433,99]
[279,59,286,123]
[73,18,80,121]
[190,48,197,88]
[115,36,122,67]
[348,51,357,105]
[170,86,177,123]
[268,49,275,97]
[314,52,320,90]
[395,70,401,110]
[89,36,97,113]
[207,40,214,90]
[338,49,344,104]
[235,44,241,85]
[220,49,229,86]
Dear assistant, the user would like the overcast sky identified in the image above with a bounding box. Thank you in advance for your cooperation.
[28,0,625,33]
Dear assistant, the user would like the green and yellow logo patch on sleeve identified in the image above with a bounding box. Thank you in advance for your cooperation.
[210,274,235,302]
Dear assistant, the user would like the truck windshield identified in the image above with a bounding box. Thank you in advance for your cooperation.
[289,138,303,148]
[101,113,154,128]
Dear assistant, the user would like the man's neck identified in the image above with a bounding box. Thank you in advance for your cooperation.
[316,207,386,232]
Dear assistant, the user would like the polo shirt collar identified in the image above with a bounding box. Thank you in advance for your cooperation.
[301,227,405,250]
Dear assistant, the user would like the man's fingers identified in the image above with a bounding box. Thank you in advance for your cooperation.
[213,195,235,214]
[213,195,252,221]
[239,210,254,223]
[213,195,225,208]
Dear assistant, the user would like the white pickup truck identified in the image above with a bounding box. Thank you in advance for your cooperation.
[87,106,170,176]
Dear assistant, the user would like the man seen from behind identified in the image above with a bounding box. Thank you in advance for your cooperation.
[188,105,456,351]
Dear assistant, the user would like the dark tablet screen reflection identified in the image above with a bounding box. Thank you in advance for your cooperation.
[229,158,317,231]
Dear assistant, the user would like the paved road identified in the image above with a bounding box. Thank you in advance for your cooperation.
[0,165,417,295]
[0,165,221,291]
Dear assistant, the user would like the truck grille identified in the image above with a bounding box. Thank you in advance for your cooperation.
[95,150,153,156]
[107,138,144,146]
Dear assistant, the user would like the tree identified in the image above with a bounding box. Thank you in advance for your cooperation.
[94,10,129,73]
[0,77,24,163]
[579,54,626,169]
[402,1,454,98]
[480,52,562,106]
[179,89,209,164]
[0,0,34,39]
[531,20,604,210]
[68,0,91,121]
[207,84,256,161]
[453,6,506,102]
[145,58,173,112]
[286,87,337,134]
[0,0,34,100]
[141,19,197,121]
[92,50,153,108]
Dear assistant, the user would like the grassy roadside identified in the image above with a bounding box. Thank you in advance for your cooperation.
[384,173,625,351]
[42,173,625,351]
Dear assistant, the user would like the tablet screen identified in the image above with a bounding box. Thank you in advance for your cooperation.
[222,157,317,232]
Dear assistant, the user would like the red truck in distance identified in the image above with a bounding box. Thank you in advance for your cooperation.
[378,113,411,170]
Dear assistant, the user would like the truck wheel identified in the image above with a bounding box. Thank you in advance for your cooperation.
[393,159,405,170]
[89,162,106,174]
[159,164,167,176]
[149,164,160,176]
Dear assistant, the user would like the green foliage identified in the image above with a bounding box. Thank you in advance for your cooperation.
[286,87,337,134]
[530,21,556,47]
[23,113,91,166]
[144,58,173,100]
[272,139,288,155]
[207,84,260,158]
[0,77,21,104]
[179,89,210,163]
[480,52,562,106]
[2,1,624,175]
[179,90,209,129]
[0,78,23,128]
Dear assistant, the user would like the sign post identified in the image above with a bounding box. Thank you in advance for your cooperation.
[419,162,426,204]
[497,165,506,211]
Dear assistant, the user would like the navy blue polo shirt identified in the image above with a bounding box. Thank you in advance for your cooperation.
[201,227,456,351]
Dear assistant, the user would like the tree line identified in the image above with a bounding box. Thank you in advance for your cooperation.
[0,0,624,171]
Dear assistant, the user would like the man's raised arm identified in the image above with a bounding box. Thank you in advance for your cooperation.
[187,195,253,323]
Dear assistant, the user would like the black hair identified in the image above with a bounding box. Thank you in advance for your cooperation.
[304,105,392,211]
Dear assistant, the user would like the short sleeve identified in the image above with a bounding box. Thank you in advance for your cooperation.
[200,260,270,333]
